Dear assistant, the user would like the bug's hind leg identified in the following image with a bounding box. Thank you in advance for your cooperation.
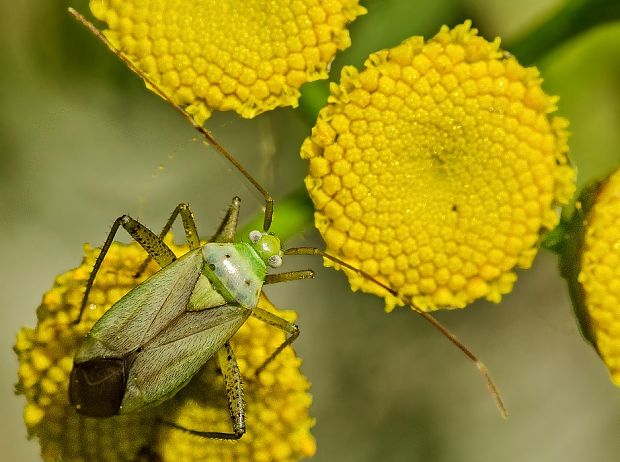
[162,342,246,440]
[135,203,201,277]
[251,306,300,376]
[211,196,241,243]
[77,214,177,325]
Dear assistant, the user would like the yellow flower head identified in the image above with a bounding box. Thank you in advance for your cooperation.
[301,21,575,311]
[563,168,620,386]
[14,240,315,461]
[89,0,366,123]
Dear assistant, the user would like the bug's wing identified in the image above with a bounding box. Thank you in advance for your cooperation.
[76,248,204,362]
[119,304,250,414]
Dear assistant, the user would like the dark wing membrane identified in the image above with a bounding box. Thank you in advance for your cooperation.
[75,249,204,362]
[69,357,130,417]
[119,304,250,414]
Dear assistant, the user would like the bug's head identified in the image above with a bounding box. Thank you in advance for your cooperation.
[248,230,283,268]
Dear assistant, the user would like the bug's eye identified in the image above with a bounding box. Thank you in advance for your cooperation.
[249,230,262,243]
[268,255,282,268]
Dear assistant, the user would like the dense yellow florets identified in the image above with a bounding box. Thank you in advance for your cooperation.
[578,169,620,385]
[301,21,575,311]
[89,0,365,123]
[14,239,314,461]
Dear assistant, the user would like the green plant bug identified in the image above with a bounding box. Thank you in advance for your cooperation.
[68,196,313,439]
[67,8,507,440]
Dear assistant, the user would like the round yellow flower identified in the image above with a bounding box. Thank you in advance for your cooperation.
[563,168,620,386]
[89,0,366,123]
[14,239,315,461]
[301,21,575,311]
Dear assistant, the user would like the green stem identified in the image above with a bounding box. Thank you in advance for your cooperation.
[504,0,620,65]
[540,221,569,256]
[297,80,330,125]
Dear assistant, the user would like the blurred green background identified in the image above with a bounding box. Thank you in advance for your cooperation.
[3,0,620,460]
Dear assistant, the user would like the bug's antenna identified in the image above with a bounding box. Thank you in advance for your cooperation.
[68,8,274,231]
[285,246,509,419]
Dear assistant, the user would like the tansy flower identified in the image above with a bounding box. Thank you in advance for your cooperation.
[301,21,575,311]
[88,0,366,123]
[14,239,315,461]
[561,168,620,386]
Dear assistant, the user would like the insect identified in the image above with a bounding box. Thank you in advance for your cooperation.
[67,7,507,440]
[69,195,313,437]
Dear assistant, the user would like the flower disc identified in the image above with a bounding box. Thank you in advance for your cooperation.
[90,0,366,123]
[301,22,575,311]
[567,169,620,386]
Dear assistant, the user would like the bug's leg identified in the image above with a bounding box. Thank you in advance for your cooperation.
[251,307,300,376]
[77,215,176,324]
[255,269,313,372]
[264,270,315,284]
[135,203,201,277]
[255,271,313,372]
[217,341,246,439]
[211,196,241,243]
[162,342,246,440]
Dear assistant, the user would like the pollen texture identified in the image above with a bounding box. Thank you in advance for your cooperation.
[14,239,314,461]
[301,21,575,311]
[578,169,620,385]
[89,0,366,123]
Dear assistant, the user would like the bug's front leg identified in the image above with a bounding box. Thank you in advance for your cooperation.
[251,271,314,375]
[251,306,300,376]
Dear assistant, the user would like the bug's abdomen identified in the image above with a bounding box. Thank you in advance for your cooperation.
[69,357,130,417]
[202,243,266,309]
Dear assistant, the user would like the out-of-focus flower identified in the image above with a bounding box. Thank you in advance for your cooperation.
[89,0,366,123]
[15,239,315,461]
[301,21,575,311]
[561,168,620,386]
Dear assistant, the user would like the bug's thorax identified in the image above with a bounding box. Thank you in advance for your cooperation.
[201,242,267,309]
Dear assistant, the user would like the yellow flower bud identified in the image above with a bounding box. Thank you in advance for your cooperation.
[14,239,314,461]
[561,168,620,386]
